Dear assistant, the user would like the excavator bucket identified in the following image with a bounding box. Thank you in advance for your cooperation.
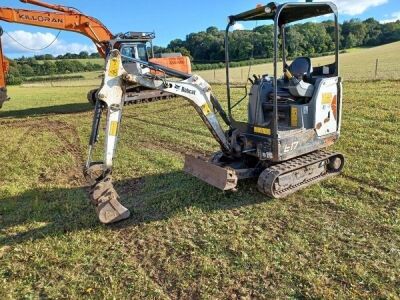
[85,163,130,224]
[184,155,238,191]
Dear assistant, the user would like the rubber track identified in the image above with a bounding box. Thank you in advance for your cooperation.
[258,150,344,198]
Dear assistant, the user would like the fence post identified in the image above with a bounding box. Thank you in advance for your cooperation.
[375,58,379,79]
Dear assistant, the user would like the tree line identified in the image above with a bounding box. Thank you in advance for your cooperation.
[14,51,101,62]
[6,17,400,84]
[7,57,103,85]
[156,18,399,65]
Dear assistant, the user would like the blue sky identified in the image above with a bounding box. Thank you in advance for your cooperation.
[1,0,399,57]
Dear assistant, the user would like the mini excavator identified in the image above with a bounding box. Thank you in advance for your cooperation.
[0,0,191,109]
[85,1,345,224]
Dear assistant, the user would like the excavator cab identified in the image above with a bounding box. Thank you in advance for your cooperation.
[113,32,154,75]
[225,1,342,163]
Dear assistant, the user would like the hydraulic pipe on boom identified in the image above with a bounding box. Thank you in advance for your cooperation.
[20,0,80,14]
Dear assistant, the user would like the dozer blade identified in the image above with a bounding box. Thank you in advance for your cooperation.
[184,155,238,191]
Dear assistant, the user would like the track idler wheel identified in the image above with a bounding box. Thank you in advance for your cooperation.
[84,163,130,224]
[257,168,280,198]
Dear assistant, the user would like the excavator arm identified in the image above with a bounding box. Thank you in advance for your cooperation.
[85,50,232,224]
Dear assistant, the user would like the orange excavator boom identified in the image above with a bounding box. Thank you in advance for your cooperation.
[0,1,113,56]
[0,0,114,107]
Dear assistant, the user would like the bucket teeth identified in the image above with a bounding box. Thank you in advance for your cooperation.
[84,163,131,224]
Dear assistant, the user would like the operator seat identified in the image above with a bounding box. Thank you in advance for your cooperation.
[289,57,313,82]
[268,56,314,102]
[263,57,314,125]
[269,57,313,102]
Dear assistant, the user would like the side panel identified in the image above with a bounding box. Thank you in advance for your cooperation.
[278,130,339,161]
[150,56,192,74]
[337,79,343,134]
[313,77,339,137]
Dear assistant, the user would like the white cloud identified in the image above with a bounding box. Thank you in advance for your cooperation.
[380,11,400,23]
[314,0,388,16]
[1,30,97,57]
[232,23,245,31]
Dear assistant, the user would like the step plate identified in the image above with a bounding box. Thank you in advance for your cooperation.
[184,155,238,191]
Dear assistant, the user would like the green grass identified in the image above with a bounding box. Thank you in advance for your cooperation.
[22,71,103,87]
[0,44,399,298]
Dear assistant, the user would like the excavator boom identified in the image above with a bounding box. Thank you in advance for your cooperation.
[0,6,113,56]
[0,0,113,106]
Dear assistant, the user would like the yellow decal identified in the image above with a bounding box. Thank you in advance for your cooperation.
[109,121,118,136]
[291,107,298,127]
[201,103,212,115]
[321,92,333,105]
[254,127,271,135]
[108,58,120,77]
[284,69,293,79]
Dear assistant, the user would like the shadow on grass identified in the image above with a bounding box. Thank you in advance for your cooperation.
[0,103,92,119]
[0,171,268,246]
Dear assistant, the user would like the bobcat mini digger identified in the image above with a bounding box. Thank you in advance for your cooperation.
[85,1,345,224]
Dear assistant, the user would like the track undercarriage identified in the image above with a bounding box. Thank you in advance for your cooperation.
[87,87,176,106]
[185,150,345,198]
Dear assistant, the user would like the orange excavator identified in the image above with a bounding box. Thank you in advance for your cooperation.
[0,27,8,108]
[0,0,191,108]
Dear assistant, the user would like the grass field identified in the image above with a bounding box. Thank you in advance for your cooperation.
[198,41,400,83]
[0,43,399,298]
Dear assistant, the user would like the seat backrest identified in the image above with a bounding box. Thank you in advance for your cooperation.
[289,57,313,81]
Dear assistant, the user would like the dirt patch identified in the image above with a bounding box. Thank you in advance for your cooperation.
[1,118,85,186]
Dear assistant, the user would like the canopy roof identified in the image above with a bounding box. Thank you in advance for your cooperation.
[228,2,337,26]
